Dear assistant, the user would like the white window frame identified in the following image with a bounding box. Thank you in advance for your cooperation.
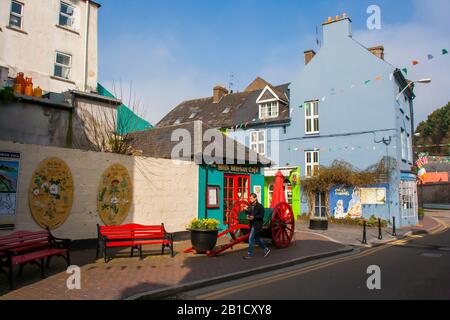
[259,101,279,120]
[54,52,72,80]
[304,100,319,134]
[250,130,266,155]
[407,134,413,163]
[9,0,24,29]
[401,128,407,161]
[59,1,75,28]
[400,181,417,219]
[305,150,320,177]
[314,191,327,218]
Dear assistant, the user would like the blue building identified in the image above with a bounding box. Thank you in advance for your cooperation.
[276,15,418,227]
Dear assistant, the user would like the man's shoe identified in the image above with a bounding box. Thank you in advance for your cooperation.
[264,249,271,258]
[243,255,253,260]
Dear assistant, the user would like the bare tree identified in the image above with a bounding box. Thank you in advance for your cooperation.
[72,81,149,155]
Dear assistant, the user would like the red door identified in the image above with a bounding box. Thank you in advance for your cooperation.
[223,175,250,224]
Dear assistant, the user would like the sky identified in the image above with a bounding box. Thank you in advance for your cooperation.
[98,0,450,127]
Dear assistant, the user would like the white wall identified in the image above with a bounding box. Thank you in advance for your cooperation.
[0,140,199,240]
[0,0,98,93]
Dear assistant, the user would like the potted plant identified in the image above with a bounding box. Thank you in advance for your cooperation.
[418,207,425,221]
[187,218,220,254]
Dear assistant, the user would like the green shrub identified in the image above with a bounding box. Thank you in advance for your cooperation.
[187,218,220,231]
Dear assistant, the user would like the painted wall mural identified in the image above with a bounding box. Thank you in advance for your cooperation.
[29,157,74,229]
[0,152,20,230]
[98,164,132,226]
[330,185,388,219]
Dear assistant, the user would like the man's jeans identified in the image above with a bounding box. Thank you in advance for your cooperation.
[248,226,268,256]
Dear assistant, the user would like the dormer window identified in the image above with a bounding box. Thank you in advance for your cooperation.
[259,101,279,120]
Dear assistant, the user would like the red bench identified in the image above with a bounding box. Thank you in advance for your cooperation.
[0,230,71,290]
[96,223,174,262]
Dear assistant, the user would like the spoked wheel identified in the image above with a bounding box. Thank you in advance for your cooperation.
[228,200,249,240]
[271,202,295,249]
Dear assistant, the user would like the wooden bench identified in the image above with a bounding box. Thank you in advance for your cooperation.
[96,223,174,262]
[0,230,71,290]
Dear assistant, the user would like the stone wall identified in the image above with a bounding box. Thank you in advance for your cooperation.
[0,140,199,240]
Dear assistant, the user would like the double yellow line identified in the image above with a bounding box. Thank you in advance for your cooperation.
[199,221,449,300]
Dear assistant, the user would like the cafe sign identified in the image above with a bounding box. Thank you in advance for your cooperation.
[210,164,260,174]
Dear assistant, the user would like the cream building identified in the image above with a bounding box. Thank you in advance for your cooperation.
[0,0,100,93]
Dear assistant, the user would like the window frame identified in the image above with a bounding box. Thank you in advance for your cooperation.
[259,101,279,120]
[314,191,327,218]
[9,0,24,30]
[250,130,266,155]
[401,128,407,161]
[54,51,72,80]
[305,150,320,177]
[304,100,320,135]
[400,181,417,219]
[59,1,75,28]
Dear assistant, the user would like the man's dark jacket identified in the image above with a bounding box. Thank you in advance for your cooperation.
[247,202,265,233]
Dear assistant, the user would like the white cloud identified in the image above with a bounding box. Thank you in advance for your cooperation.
[354,0,450,126]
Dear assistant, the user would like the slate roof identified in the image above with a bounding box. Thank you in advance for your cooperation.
[156,78,291,129]
[129,121,272,166]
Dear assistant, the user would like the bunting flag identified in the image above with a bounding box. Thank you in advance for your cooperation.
[427,54,434,60]
[389,72,394,80]
[364,80,371,85]
[443,49,449,55]
[412,60,419,66]
[416,156,429,169]
[375,76,382,81]
[402,68,408,75]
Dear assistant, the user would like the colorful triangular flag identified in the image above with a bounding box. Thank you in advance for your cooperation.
[443,49,448,55]
[427,54,434,60]
[364,80,371,85]
[412,60,419,66]
[375,76,382,81]
[402,68,408,75]
[389,73,394,81]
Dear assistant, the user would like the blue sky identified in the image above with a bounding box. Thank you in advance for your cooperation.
[98,0,450,126]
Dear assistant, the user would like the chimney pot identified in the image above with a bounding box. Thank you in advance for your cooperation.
[213,85,229,103]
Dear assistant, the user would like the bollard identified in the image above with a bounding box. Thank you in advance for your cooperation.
[378,218,383,240]
[362,221,368,245]
[392,216,397,237]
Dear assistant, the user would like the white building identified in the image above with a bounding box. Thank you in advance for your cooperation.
[0,0,100,93]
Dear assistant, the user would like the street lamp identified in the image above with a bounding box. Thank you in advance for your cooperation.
[396,78,431,101]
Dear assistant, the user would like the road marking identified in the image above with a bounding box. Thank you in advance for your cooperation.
[421,253,443,258]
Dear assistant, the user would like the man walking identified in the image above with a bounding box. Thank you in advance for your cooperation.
[244,193,270,259]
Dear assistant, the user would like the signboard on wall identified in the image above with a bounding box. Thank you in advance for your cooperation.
[329,187,362,219]
[361,188,387,205]
[0,152,20,230]
[253,185,262,202]
[210,164,260,174]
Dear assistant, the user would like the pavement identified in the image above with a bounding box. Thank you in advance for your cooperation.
[190,210,450,300]
[0,231,350,300]
[0,211,443,300]
[296,215,443,248]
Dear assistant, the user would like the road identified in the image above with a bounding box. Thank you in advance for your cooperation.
[182,211,450,300]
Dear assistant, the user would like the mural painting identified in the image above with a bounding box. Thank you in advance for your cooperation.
[0,152,20,229]
[98,164,132,226]
[29,157,74,229]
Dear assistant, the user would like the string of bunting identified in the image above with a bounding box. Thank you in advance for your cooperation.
[226,48,448,130]
[287,144,397,152]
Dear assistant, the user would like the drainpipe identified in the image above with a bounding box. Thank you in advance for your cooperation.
[205,165,209,219]
[83,0,91,92]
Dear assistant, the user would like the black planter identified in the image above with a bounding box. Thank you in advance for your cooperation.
[309,219,329,231]
[189,229,219,254]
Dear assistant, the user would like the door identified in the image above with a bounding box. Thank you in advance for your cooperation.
[223,175,250,224]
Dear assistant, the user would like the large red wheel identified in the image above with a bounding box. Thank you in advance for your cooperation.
[271,202,295,249]
[228,200,249,239]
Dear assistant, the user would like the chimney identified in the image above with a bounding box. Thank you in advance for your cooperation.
[304,50,316,65]
[213,85,228,103]
[368,46,385,60]
[322,13,352,45]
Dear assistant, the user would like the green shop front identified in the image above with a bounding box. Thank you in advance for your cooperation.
[263,167,301,219]
[199,164,266,230]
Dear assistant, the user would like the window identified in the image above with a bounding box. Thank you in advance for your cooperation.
[400,181,417,219]
[59,2,75,28]
[54,52,72,79]
[305,100,319,134]
[259,101,279,119]
[9,1,23,29]
[250,131,265,155]
[401,129,407,160]
[407,134,413,163]
[314,192,327,218]
[305,150,320,177]
[188,113,196,119]
[222,107,231,114]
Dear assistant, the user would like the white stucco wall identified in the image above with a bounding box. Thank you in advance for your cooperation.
[0,141,199,240]
[0,0,98,93]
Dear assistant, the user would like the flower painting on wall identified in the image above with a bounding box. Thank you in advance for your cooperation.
[28,157,74,229]
[98,163,132,226]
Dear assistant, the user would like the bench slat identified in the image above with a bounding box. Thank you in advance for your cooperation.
[11,248,68,265]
